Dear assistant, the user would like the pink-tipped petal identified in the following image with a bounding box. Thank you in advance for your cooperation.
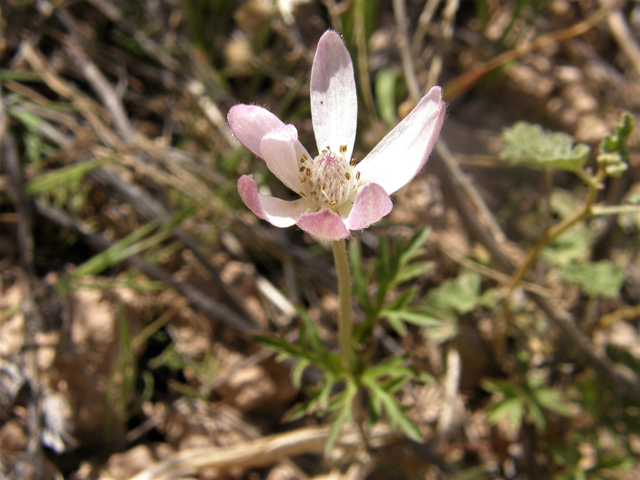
[238,175,309,228]
[296,209,350,241]
[358,86,445,195]
[260,125,310,193]
[228,105,287,158]
[310,31,357,160]
[345,183,393,230]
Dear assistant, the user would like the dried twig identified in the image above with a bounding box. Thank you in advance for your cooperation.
[33,200,258,336]
[426,0,459,88]
[442,3,614,100]
[599,0,640,78]
[434,346,460,446]
[1,112,44,476]
[392,0,421,103]
[129,424,400,480]
[434,144,640,405]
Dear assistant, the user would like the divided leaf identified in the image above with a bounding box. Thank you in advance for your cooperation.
[500,122,590,172]
[558,261,625,299]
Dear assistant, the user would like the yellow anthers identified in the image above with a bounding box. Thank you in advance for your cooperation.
[299,166,306,172]
[356,171,361,181]
[301,153,308,163]
[350,158,357,167]
[299,191,306,198]
[340,145,347,154]
[344,172,351,180]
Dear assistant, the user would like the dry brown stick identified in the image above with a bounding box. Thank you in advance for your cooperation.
[89,166,256,322]
[412,0,443,57]
[33,200,257,336]
[392,0,421,103]
[435,141,509,248]
[129,424,400,480]
[63,41,133,143]
[426,0,459,89]
[434,144,640,405]
[50,9,254,322]
[600,0,640,78]
[434,346,460,447]
[0,115,44,477]
[85,0,180,71]
[21,41,122,148]
[442,3,613,100]
[434,237,550,297]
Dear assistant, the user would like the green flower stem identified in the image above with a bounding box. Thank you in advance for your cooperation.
[505,168,606,297]
[591,204,640,216]
[332,239,357,372]
[495,169,606,362]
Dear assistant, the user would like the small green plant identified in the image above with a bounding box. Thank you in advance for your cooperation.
[483,352,572,434]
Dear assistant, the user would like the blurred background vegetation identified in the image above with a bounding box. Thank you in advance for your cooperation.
[0,0,639,479]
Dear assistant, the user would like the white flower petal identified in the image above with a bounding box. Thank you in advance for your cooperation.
[310,31,358,160]
[358,86,445,195]
[296,210,350,240]
[238,175,310,228]
[345,183,393,230]
[259,125,310,193]
[228,105,287,158]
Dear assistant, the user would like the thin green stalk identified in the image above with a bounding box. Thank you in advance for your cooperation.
[591,204,640,216]
[505,169,606,296]
[332,239,357,372]
[495,169,606,363]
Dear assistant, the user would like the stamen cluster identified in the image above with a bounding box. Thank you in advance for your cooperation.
[299,145,362,214]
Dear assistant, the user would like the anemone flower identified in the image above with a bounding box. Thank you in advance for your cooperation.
[228,30,445,241]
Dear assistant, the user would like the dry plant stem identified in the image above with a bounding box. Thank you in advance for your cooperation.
[354,0,376,120]
[427,0,459,89]
[333,239,357,372]
[33,200,258,335]
[435,346,460,447]
[130,424,399,480]
[412,0,442,57]
[442,3,613,101]
[600,0,640,78]
[392,0,421,103]
[1,125,44,476]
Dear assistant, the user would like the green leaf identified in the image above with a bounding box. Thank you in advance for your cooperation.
[487,397,525,433]
[365,379,422,442]
[253,334,302,359]
[425,270,481,315]
[298,306,324,354]
[558,261,625,298]
[28,158,109,195]
[375,69,399,125]
[500,122,591,172]
[399,227,432,266]
[381,308,442,328]
[394,261,435,284]
[540,226,595,266]
[597,113,634,177]
[532,388,573,417]
[362,356,409,381]
[385,314,407,336]
[291,359,309,390]
[324,381,358,453]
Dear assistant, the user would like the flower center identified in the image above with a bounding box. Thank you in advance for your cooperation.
[298,145,362,214]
